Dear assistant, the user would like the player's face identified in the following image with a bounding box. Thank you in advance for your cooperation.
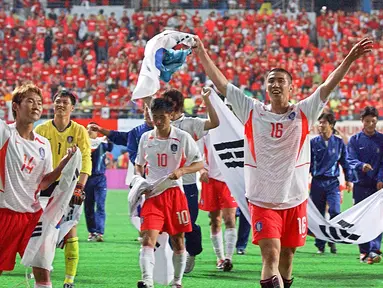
[14,92,43,123]
[362,115,378,135]
[266,72,292,103]
[87,126,98,139]
[152,110,173,131]
[53,95,74,117]
[318,119,332,136]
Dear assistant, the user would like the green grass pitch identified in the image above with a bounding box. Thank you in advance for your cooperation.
[2,190,383,287]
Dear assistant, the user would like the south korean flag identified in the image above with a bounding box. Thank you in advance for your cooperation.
[208,90,250,223]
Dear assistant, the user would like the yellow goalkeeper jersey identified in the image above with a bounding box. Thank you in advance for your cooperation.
[35,120,92,176]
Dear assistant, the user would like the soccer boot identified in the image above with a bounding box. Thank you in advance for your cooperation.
[137,280,153,288]
[223,259,233,272]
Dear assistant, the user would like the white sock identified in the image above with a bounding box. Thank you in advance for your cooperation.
[224,228,237,260]
[34,283,52,288]
[139,246,155,286]
[211,230,224,260]
[173,250,187,285]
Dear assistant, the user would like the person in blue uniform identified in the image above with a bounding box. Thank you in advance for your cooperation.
[347,106,383,264]
[84,122,114,242]
[235,208,251,255]
[310,112,353,254]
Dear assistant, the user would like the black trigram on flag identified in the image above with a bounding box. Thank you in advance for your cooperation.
[31,221,43,238]
[63,207,75,222]
[72,168,80,182]
[213,140,244,168]
[319,218,361,244]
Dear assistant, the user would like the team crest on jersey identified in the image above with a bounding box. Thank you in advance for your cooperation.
[170,144,178,153]
[288,112,296,120]
[255,221,263,232]
[39,147,45,160]
[67,136,73,143]
[377,148,380,153]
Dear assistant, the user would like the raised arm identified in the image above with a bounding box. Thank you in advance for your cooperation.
[320,38,373,102]
[194,36,229,97]
[202,87,220,130]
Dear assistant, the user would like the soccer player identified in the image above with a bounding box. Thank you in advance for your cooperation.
[35,89,92,288]
[194,36,373,287]
[163,87,219,273]
[310,112,353,254]
[236,208,251,255]
[0,83,76,288]
[199,134,238,271]
[135,98,203,288]
[347,106,383,264]
[84,122,114,242]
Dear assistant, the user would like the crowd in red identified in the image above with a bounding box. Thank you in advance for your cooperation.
[0,3,383,119]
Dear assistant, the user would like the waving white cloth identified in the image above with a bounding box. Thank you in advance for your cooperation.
[132,30,195,100]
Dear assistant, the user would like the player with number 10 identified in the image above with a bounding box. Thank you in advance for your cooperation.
[135,98,203,288]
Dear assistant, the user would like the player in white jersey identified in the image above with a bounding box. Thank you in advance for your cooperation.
[135,98,203,288]
[162,87,219,273]
[199,134,238,271]
[194,37,373,287]
[0,83,76,288]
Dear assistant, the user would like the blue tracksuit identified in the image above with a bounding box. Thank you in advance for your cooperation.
[347,131,383,254]
[310,134,352,250]
[84,141,114,235]
[108,123,153,165]
[235,208,251,250]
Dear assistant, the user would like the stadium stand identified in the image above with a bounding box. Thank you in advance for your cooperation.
[0,0,383,121]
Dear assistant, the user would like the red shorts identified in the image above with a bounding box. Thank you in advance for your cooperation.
[140,187,192,236]
[0,208,43,271]
[199,178,238,212]
[250,200,308,248]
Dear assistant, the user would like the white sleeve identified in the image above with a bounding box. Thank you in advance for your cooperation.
[297,87,327,128]
[135,133,147,166]
[191,118,208,140]
[184,133,203,166]
[0,119,11,149]
[226,83,255,124]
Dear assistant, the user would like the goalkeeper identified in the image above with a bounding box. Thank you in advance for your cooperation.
[35,89,92,288]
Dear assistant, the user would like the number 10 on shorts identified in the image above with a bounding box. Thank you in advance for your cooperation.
[297,216,307,235]
[176,210,189,225]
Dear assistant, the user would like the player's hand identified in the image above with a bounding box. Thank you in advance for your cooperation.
[144,105,154,127]
[60,146,77,166]
[362,163,373,173]
[88,123,101,132]
[346,38,373,62]
[199,168,209,183]
[69,183,85,207]
[377,182,383,190]
[192,36,205,56]
[169,168,184,180]
[345,181,353,192]
[201,87,211,100]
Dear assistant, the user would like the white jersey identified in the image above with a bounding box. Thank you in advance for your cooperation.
[136,126,202,196]
[171,114,207,185]
[0,120,53,213]
[227,83,326,209]
[201,134,225,182]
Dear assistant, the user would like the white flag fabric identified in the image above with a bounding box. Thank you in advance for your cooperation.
[132,30,194,100]
[208,90,250,223]
[22,150,82,269]
[308,190,383,244]
[128,175,176,285]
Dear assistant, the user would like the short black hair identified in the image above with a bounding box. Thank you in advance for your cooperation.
[318,112,336,127]
[150,98,174,114]
[53,89,76,105]
[162,89,184,113]
[88,121,99,126]
[361,106,379,120]
[267,68,293,83]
